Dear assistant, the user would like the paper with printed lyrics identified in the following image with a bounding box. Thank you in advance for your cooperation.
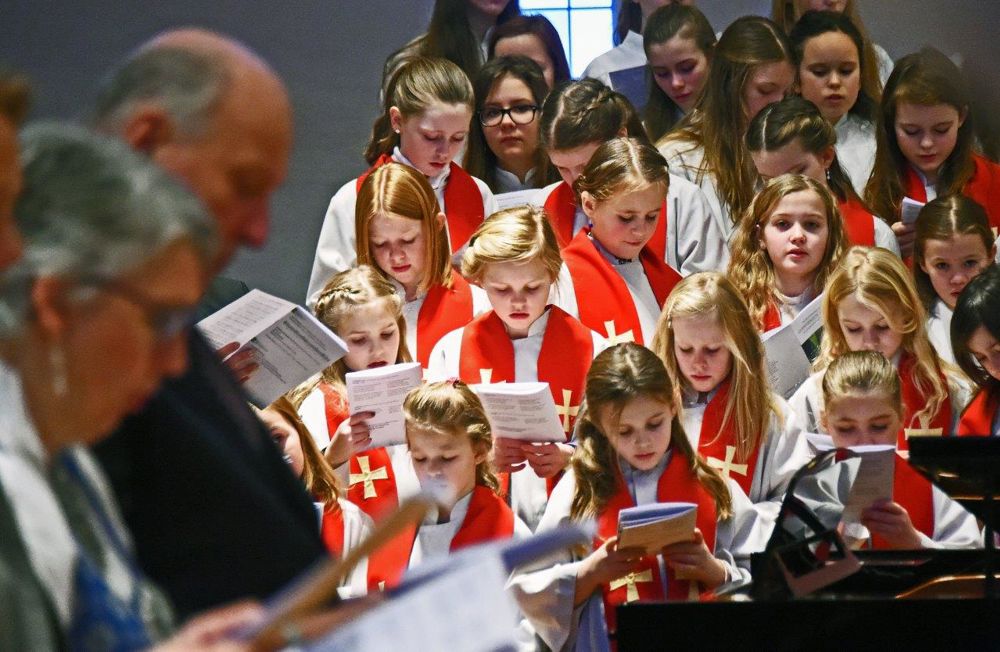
[472,382,566,443]
[762,293,825,399]
[840,445,896,526]
[494,188,546,211]
[197,289,348,408]
[901,197,926,225]
[617,502,698,556]
[345,362,423,448]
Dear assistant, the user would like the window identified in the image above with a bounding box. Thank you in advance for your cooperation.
[521,0,615,78]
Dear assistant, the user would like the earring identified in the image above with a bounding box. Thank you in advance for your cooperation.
[826,168,832,183]
[50,344,68,398]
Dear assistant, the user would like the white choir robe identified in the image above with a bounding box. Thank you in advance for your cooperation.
[305,146,499,308]
[426,309,607,530]
[332,498,375,598]
[874,43,894,86]
[926,299,956,365]
[656,139,735,242]
[872,216,902,255]
[507,465,755,652]
[391,276,492,365]
[835,113,878,197]
[773,286,818,328]
[581,31,645,86]
[680,390,812,555]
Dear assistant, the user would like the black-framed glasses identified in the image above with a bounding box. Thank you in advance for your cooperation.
[478,104,539,127]
[76,277,197,342]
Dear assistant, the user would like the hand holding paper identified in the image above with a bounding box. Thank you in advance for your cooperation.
[473,382,566,443]
[617,502,698,556]
[345,363,423,449]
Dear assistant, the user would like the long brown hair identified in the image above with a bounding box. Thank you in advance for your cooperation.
[487,15,571,87]
[265,396,342,508]
[864,48,977,224]
[570,343,732,520]
[540,78,648,153]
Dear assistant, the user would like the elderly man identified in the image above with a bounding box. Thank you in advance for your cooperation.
[90,30,328,619]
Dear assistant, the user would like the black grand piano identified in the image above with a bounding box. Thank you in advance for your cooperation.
[616,438,1000,650]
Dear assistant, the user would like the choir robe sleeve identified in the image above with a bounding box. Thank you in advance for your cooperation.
[874,218,901,256]
[666,174,731,275]
[920,487,983,550]
[425,327,464,383]
[656,140,734,241]
[297,384,332,449]
[338,499,375,598]
[307,180,359,308]
[787,372,825,435]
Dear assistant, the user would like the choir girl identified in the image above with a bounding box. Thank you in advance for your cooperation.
[951,265,1000,436]
[651,272,811,550]
[771,0,894,84]
[657,15,795,236]
[540,79,726,274]
[307,56,497,306]
[788,10,881,195]
[819,351,980,549]
[554,137,682,345]
[865,47,1000,258]
[509,344,751,650]
[789,246,962,449]
[727,174,847,332]
[746,95,898,253]
[642,3,716,143]
[488,14,572,90]
[365,380,529,591]
[463,56,558,193]
[913,196,996,364]
[353,162,490,368]
[427,205,605,529]
[297,266,420,521]
[258,397,372,595]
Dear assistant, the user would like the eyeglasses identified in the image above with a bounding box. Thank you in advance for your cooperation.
[478,104,539,127]
[76,277,197,342]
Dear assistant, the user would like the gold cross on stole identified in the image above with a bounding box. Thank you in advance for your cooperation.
[555,389,579,433]
[707,445,748,480]
[349,455,389,499]
[609,569,653,603]
[603,320,635,345]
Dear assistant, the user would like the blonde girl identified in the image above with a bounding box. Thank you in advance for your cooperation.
[746,95,898,253]
[354,162,490,368]
[913,195,996,364]
[366,380,528,591]
[308,56,498,304]
[510,344,750,650]
[428,205,605,529]
[727,174,847,332]
[555,137,682,346]
[789,246,960,450]
[819,351,979,549]
[657,15,794,236]
[865,48,1000,258]
[259,396,373,595]
[652,272,811,549]
[296,266,419,522]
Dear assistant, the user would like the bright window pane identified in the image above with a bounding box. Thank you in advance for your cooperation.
[525,9,570,59]
[520,0,569,9]
[570,0,612,7]
[570,8,613,77]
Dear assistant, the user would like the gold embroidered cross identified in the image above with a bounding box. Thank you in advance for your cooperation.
[609,569,653,603]
[349,455,388,499]
[904,414,943,439]
[707,445,748,480]
[480,368,493,384]
[555,389,579,433]
[603,320,635,346]
[675,567,701,600]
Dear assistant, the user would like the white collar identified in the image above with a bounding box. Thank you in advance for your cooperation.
[620,30,644,53]
[682,382,722,408]
[525,307,551,338]
[393,146,451,192]
[389,274,426,304]
[422,488,473,526]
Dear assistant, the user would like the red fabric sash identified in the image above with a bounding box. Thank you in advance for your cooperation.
[416,269,475,369]
[903,155,1000,230]
[366,485,515,590]
[897,352,953,451]
[957,387,1000,436]
[346,447,399,522]
[871,456,935,549]
[562,208,680,346]
[837,196,876,247]
[762,302,782,333]
[320,504,346,557]
[697,379,761,497]
[318,383,351,436]
[543,181,579,247]
[357,154,486,252]
[595,448,718,635]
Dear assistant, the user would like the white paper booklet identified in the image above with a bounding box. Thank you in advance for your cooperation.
[197,289,347,408]
[345,362,423,448]
[617,502,697,555]
[762,292,825,399]
[494,188,546,211]
[901,197,926,225]
[840,444,897,526]
[473,382,566,443]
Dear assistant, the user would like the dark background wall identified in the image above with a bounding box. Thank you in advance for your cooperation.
[2,1,997,303]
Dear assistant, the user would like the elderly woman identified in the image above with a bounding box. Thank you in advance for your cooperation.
[0,122,248,648]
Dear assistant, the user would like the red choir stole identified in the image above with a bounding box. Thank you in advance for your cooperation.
[358,153,486,252]
[595,448,718,635]
[870,456,935,549]
[366,485,515,591]
[696,379,761,497]
[319,383,402,521]
[414,269,476,369]
[562,203,681,346]
[761,302,782,333]
[837,196,876,247]
[320,504,346,557]
[543,181,581,246]
[897,352,953,451]
[957,387,1000,436]
[903,155,1000,230]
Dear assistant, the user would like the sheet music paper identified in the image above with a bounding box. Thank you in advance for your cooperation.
[840,445,896,526]
[762,293,824,399]
[494,188,545,211]
[473,382,566,442]
[197,289,348,407]
[901,197,926,225]
[617,503,697,555]
[345,362,423,448]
